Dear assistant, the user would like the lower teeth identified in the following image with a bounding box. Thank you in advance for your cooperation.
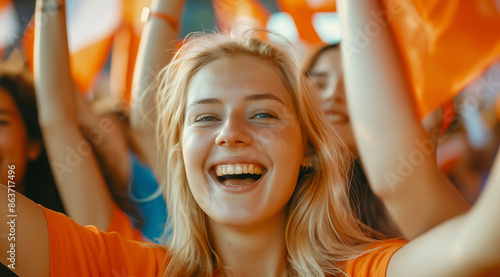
[223,182,253,187]
[221,177,259,187]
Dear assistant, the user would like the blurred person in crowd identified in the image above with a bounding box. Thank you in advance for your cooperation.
[0,70,65,213]
[30,0,188,243]
[303,42,470,239]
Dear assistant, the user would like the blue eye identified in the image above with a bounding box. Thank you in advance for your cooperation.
[252,111,277,119]
[195,114,218,122]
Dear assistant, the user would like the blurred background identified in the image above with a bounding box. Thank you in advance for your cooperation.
[1,0,340,99]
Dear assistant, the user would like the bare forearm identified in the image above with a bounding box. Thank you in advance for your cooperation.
[130,0,186,167]
[338,0,468,239]
[339,0,423,187]
[41,124,114,229]
[34,0,76,125]
[34,0,114,230]
[130,0,185,130]
[388,163,500,276]
[462,148,500,268]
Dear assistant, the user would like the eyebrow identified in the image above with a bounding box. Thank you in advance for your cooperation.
[188,98,222,109]
[244,93,286,105]
[187,93,286,109]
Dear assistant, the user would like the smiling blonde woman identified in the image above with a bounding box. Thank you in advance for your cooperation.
[1,0,500,276]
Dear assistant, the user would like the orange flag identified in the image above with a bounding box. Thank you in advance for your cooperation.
[23,0,122,93]
[212,0,271,35]
[276,0,336,46]
[109,0,150,103]
[278,0,500,121]
[378,0,500,118]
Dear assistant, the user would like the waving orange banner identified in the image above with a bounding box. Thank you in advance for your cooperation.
[277,0,500,118]
[380,0,500,118]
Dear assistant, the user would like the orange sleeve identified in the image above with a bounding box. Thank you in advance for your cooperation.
[105,204,144,242]
[41,206,167,277]
[344,239,407,277]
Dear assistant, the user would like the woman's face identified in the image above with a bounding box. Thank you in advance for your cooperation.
[0,88,40,191]
[308,47,357,153]
[182,55,304,228]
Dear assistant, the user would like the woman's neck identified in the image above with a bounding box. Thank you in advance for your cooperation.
[208,210,288,277]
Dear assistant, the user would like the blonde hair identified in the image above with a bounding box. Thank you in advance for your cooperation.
[156,30,374,277]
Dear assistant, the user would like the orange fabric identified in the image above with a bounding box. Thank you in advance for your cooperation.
[22,18,114,94]
[109,24,141,103]
[109,0,149,103]
[0,0,9,11]
[276,0,336,46]
[69,36,115,93]
[380,0,500,118]
[212,0,271,36]
[344,239,407,276]
[42,206,166,277]
[105,204,144,242]
[41,206,406,276]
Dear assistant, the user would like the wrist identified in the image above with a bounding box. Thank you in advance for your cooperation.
[37,0,65,13]
[150,0,186,18]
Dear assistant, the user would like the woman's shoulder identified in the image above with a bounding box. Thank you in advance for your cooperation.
[343,238,407,277]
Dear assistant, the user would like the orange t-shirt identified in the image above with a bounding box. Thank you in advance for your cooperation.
[105,204,144,242]
[42,207,406,276]
[43,207,166,276]
[343,239,407,276]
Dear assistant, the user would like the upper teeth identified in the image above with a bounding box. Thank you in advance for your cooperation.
[215,164,264,176]
[327,114,348,123]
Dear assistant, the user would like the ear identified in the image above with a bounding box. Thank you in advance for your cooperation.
[300,142,315,170]
[26,140,42,161]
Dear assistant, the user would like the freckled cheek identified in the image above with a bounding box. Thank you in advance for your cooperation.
[260,125,303,167]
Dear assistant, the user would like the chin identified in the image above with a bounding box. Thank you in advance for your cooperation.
[209,209,263,227]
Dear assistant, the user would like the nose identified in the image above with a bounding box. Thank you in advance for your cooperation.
[322,75,346,104]
[215,116,252,147]
[321,76,346,113]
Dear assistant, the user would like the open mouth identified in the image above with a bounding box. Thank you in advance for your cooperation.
[212,164,266,187]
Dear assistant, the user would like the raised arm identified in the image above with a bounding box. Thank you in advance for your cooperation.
[339,0,499,274]
[130,0,186,170]
[0,185,49,277]
[33,0,113,230]
[338,0,469,239]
